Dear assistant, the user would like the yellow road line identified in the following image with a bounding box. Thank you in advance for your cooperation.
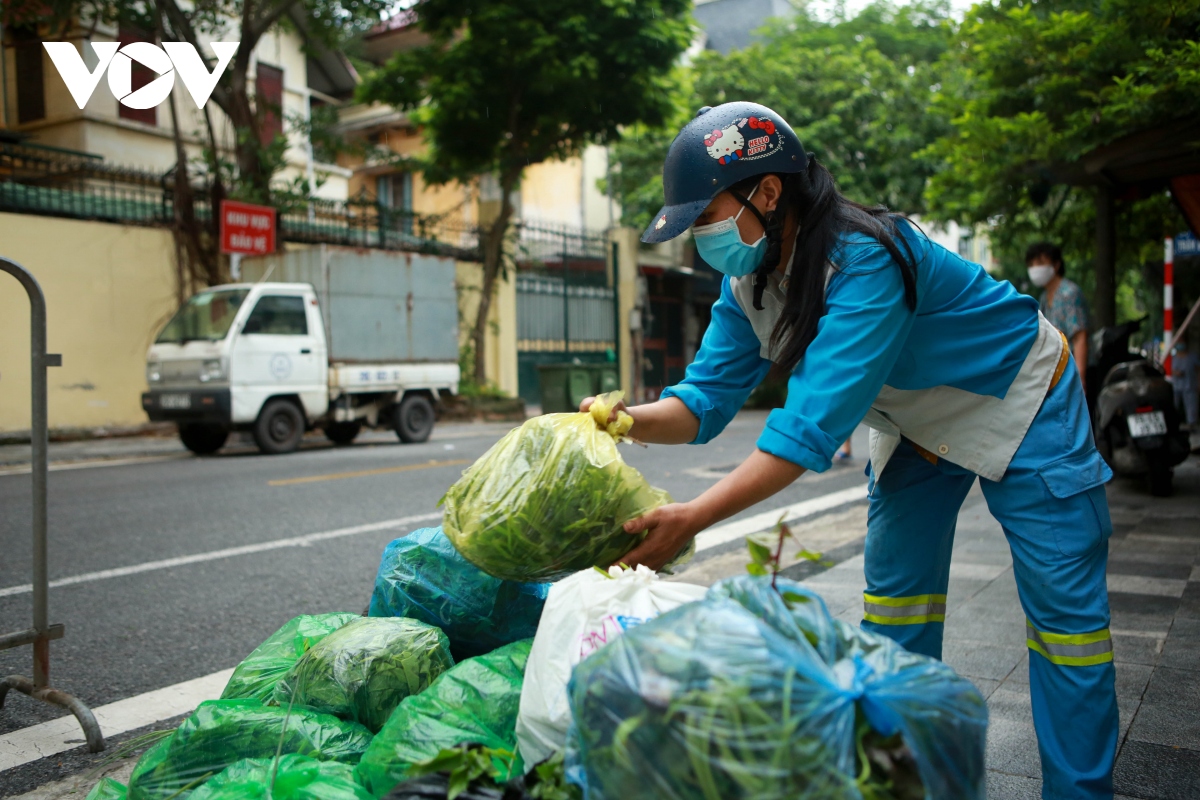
[269,459,469,487]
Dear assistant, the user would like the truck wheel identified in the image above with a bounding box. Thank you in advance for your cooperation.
[179,423,228,455]
[394,395,435,443]
[254,399,305,455]
[325,421,362,446]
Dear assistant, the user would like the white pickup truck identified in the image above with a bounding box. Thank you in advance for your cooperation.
[142,246,460,455]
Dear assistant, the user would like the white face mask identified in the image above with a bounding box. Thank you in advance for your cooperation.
[1027,265,1056,288]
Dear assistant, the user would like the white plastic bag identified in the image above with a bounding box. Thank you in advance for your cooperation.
[515,564,707,768]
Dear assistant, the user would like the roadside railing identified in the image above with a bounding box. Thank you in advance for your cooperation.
[0,142,611,266]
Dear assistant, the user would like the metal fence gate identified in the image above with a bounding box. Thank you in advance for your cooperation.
[513,225,618,405]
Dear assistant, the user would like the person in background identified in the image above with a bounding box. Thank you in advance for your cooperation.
[1027,242,1089,391]
[1173,340,1198,429]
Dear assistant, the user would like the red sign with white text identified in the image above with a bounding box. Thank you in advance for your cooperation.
[219,200,276,255]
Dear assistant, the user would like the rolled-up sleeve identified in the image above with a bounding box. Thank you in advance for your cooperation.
[661,277,771,444]
[757,244,916,472]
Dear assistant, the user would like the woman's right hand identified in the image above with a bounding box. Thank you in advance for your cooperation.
[579,396,627,423]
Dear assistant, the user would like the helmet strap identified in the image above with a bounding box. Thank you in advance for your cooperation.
[730,188,783,311]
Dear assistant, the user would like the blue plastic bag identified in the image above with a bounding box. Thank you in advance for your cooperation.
[565,575,987,800]
[368,527,549,660]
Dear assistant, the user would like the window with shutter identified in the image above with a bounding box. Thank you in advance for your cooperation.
[256,63,284,146]
[13,27,45,124]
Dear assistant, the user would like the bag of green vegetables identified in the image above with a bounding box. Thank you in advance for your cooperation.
[273,617,454,733]
[221,613,360,702]
[441,392,686,582]
[184,754,373,800]
[127,699,373,800]
[566,576,988,800]
[368,528,548,661]
[85,778,127,800]
[356,639,531,797]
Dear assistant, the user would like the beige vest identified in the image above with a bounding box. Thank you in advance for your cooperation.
[730,271,1065,481]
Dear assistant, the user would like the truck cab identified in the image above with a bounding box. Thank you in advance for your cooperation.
[143,280,458,455]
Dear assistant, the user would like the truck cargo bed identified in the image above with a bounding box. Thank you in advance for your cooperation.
[242,245,459,363]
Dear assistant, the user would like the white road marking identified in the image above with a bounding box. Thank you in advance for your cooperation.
[693,484,868,553]
[0,511,442,598]
[0,455,188,477]
[0,669,234,772]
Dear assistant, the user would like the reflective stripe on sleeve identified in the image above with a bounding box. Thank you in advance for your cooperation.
[862,593,947,625]
[1026,621,1113,666]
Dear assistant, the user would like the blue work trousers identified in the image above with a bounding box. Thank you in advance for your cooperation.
[862,362,1119,800]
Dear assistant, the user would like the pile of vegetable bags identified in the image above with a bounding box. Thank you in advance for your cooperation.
[441,392,689,582]
[565,575,989,800]
[90,525,554,800]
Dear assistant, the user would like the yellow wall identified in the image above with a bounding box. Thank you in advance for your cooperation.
[454,261,517,396]
[0,214,177,433]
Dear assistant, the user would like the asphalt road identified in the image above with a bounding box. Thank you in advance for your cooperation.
[0,412,870,737]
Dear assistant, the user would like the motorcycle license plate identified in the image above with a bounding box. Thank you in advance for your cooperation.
[159,393,192,410]
[1127,411,1167,438]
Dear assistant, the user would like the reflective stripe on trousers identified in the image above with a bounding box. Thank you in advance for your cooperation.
[862,593,947,625]
[1026,621,1113,667]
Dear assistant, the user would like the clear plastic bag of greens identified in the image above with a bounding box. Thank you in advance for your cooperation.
[441,392,685,582]
[85,778,127,800]
[356,639,531,797]
[273,617,454,733]
[368,527,548,661]
[565,576,988,800]
[185,754,373,800]
[127,699,373,800]
[222,613,360,702]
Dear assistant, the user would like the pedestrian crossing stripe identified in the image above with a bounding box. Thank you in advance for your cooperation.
[1026,622,1113,666]
[862,592,947,625]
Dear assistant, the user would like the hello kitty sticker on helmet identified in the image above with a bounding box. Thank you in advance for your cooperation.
[704,115,784,165]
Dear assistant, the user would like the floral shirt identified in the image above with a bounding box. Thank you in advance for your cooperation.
[1040,278,1089,340]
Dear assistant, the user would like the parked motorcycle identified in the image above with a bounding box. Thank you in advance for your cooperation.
[1088,319,1190,496]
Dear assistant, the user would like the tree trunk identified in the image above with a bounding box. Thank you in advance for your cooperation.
[471,173,518,386]
[1094,185,1117,328]
[226,64,272,201]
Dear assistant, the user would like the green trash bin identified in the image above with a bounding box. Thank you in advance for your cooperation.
[537,363,622,413]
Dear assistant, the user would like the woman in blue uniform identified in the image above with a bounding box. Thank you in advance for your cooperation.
[589,102,1117,800]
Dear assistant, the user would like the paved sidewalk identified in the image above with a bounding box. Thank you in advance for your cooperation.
[794,460,1200,800]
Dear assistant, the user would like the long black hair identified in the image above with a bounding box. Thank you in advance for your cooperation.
[728,159,920,376]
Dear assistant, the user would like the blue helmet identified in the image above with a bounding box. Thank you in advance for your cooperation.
[641,102,808,244]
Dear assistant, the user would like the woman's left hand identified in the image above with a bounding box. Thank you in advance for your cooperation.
[613,502,708,571]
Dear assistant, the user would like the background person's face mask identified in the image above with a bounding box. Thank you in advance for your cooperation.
[1027,265,1056,287]
[692,186,766,278]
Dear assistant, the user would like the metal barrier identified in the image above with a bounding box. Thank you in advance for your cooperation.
[0,257,105,753]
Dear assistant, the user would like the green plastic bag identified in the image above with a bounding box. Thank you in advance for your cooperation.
[273,617,454,733]
[127,699,373,800]
[185,754,373,800]
[355,639,532,797]
[85,777,127,800]
[222,613,360,702]
[441,393,682,582]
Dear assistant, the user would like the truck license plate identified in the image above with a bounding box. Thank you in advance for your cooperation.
[1127,410,1167,438]
[159,393,191,410]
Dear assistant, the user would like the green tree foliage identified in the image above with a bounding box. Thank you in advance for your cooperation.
[357,0,692,384]
[921,0,1200,326]
[611,1,956,234]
